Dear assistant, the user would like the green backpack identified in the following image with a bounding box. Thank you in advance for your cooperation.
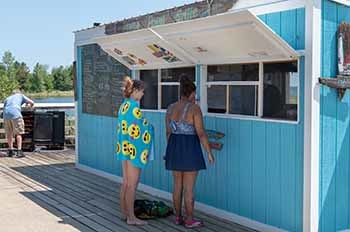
[134,199,173,219]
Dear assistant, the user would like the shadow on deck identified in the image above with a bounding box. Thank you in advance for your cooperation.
[0,149,256,232]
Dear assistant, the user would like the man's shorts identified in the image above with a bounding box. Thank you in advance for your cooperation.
[4,118,25,137]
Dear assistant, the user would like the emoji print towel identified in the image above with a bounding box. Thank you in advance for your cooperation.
[116,98,154,169]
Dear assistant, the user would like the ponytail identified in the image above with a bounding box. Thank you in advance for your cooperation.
[123,76,134,98]
[122,76,145,98]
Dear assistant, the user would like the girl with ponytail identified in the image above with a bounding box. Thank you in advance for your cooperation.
[116,76,154,226]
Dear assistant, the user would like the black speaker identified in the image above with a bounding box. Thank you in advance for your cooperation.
[50,111,65,144]
[33,112,53,143]
[33,111,65,148]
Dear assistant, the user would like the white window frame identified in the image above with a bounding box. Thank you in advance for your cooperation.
[204,60,300,124]
[139,65,196,112]
[206,62,260,116]
[138,61,300,125]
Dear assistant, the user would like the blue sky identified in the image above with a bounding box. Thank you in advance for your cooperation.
[0,0,194,70]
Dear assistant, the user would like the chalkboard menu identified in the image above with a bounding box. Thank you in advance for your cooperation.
[81,44,130,117]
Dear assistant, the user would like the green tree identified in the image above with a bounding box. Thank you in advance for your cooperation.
[27,63,48,92]
[14,61,30,91]
[44,74,54,91]
[2,51,15,69]
[2,51,17,81]
[0,63,5,76]
[52,65,73,91]
[0,73,18,101]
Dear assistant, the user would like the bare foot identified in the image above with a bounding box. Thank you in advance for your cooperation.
[127,218,148,226]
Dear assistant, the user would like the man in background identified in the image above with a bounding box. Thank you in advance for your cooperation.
[3,90,34,157]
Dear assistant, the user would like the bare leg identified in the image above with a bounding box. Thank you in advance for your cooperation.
[120,160,128,220]
[7,136,13,150]
[172,171,183,217]
[183,171,198,222]
[125,161,147,225]
[16,134,22,150]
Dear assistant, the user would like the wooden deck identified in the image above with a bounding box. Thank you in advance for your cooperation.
[0,149,256,232]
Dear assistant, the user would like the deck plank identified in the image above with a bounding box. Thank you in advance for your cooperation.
[1,158,148,232]
[32,151,254,232]
[0,149,256,232]
[30,153,241,232]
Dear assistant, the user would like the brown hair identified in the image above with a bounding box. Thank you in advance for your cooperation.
[179,74,196,97]
[123,76,145,98]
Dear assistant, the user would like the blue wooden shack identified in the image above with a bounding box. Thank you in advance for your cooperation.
[74,0,350,231]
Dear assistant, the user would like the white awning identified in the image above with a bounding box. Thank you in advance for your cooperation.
[94,10,298,70]
[94,29,193,70]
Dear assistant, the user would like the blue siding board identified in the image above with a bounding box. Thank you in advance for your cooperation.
[258,14,267,23]
[320,1,350,231]
[239,120,253,218]
[201,116,216,206]
[280,124,297,231]
[321,87,338,232]
[296,9,306,50]
[322,0,338,77]
[338,4,350,22]
[335,93,350,231]
[260,8,305,50]
[251,121,267,223]
[266,13,282,36]
[281,10,297,48]
[266,123,282,228]
[215,118,229,210]
[228,119,240,213]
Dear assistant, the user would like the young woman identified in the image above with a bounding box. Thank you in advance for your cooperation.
[164,76,214,228]
[116,76,154,225]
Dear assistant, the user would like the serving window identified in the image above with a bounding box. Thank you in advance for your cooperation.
[207,64,259,115]
[263,61,298,121]
[140,67,195,110]
[140,70,158,110]
[206,61,299,121]
[139,60,299,122]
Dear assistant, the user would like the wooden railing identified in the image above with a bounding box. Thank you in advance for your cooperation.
[0,103,75,148]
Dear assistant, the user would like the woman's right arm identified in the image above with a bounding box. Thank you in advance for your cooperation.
[193,105,214,164]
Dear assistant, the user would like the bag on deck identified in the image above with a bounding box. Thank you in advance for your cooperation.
[134,199,173,219]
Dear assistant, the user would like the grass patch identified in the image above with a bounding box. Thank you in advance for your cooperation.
[25,91,74,98]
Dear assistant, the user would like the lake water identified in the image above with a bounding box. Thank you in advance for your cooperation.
[33,97,75,117]
[33,97,74,103]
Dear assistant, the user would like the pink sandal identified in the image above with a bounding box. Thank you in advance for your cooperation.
[184,219,203,228]
[175,216,184,225]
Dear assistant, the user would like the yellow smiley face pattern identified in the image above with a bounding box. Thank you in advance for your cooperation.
[121,120,128,135]
[128,123,141,140]
[121,102,130,115]
[132,107,142,119]
[122,141,130,156]
[142,131,151,144]
[129,144,137,160]
[116,142,121,154]
[141,149,149,164]
[116,99,153,169]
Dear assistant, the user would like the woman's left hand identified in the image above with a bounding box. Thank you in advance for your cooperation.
[208,153,215,165]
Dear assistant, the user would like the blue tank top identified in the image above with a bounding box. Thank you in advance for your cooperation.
[167,102,196,135]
